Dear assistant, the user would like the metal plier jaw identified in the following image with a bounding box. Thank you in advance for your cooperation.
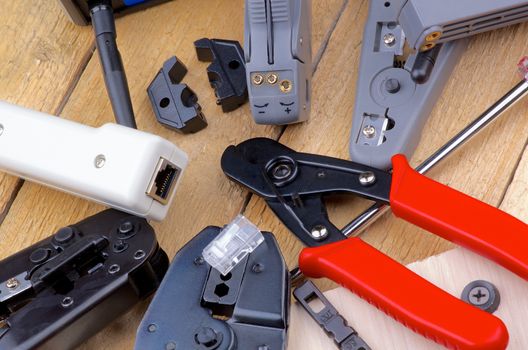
[0,210,168,350]
[350,0,467,169]
[245,0,312,125]
[221,138,528,350]
[135,226,290,350]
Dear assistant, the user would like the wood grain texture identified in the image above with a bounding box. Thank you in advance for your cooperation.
[0,1,345,349]
[0,0,93,218]
[289,248,528,349]
[243,0,528,276]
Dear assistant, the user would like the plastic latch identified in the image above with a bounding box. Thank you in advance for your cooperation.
[202,215,265,276]
[517,56,528,79]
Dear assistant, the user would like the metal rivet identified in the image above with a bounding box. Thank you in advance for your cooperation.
[461,280,501,314]
[383,33,396,46]
[147,324,157,333]
[384,78,401,94]
[194,256,205,266]
[359,172,376,186]
[317,171,326,178]
[267,73,278,85]
[165,341,177,350]
[61,296,74,308]
[310,225,329,240]
[108,264,120,274]
[94,154,106,169]
[252,74,264,85]
[271,164,292,180]
[134,250,146,260]
[362,125,376,139]
[6,278,19,289]
[195,327,219,347]
[119,221,134,234]
[252,263,264,273]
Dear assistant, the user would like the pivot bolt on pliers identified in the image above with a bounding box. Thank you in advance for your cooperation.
[221,137,528,349]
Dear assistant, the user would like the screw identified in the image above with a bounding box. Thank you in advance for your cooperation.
[252,73,264,85]
[362,125,376,139]
[271,164,292,180]
[147,324,157,333]
[310,225,329,240]
[6,278,19,289]
[385,78,401,94]
[195,327,219,347]
[461,280,500,314]
[359,172,376,186]
[194,256,205,265]
[280,80,292,93]
[0,124,4,136]
[383,33,396,47]
[61,296,74,308]
[252,263,264,273]
[134,250,146,260]
[267,73,278,85]
[94,154,106,169]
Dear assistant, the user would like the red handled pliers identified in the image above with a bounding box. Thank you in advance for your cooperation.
[221,138,528,350]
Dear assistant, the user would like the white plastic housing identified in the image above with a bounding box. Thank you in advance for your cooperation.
[0,101,188,221]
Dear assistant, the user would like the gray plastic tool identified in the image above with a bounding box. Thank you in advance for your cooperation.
[135,226,290,350]
[244,0,312,125]
[400,0,528,51]
[349,0,467,169]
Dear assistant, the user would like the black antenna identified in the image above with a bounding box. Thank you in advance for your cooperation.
[89,0,137,128]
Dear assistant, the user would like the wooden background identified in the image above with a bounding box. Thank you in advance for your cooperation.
[0,1,526,349]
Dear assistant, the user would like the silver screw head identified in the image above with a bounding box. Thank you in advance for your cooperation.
[359,172,376,186]
[310,225,329,240]
[383,33,396,46]
[6,278,19,289]
[362,125,376,139]
[94,154,106,168]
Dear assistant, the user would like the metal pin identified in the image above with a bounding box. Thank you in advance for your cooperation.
[359,172,376,186]
[310,225,329,240]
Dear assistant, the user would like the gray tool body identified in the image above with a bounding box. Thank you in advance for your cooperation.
[245,0,312,125]
[135,226,290,350]
[350,0,467,169]
[400,0,528,51]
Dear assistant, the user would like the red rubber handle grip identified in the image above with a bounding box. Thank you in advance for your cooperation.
[299,238,509,350]
[390,155,528,280]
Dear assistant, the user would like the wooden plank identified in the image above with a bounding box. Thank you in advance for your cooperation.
[0,1,93,217]
[500,143,528,219]
[289,247,528,349]
[243,0,528,274]
[0,1,346,348]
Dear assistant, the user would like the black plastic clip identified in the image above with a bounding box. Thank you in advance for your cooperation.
[194,38,248,112]
[136,226,290,350]
[294,281,371,350]
[148,56,207,134]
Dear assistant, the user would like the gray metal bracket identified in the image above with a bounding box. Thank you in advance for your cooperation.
[349,0,467,169]
[244,0,312,125]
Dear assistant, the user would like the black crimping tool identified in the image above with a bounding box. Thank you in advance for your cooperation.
[0,210,168,350]
[136,225,290,350]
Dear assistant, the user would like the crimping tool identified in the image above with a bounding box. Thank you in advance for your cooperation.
[351,0,528,169]
[135,224,290,350]
[244,0,312,125]
[0,210,168,350]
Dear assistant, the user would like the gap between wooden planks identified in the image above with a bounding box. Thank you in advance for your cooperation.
[0,1,346,349]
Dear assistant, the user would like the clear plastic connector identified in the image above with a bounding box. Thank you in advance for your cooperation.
[202,215,265,276]
[517,56,528,79]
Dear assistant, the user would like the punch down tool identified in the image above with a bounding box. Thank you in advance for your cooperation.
[245,0,312,125]
[351,0,528,169]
